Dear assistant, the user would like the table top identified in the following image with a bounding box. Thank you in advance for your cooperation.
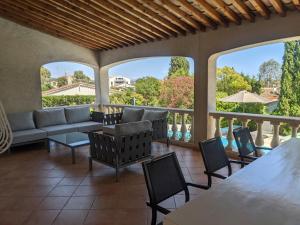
[164,138,300,225]
[48,132,90,148]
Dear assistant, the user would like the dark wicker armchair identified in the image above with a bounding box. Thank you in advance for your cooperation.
[88,129,152,181]
[103,112,170,147]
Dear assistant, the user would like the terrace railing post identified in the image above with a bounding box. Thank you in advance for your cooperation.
[189,114,194,144]
[255,120,264,147]
[172,113,178,140]
[225,118,234,152]
[271,122,280,148]
[290,123,299,138]
[214,116,222,137]
[180,113,187,142]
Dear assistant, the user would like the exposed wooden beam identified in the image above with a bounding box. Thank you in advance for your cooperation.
[248,0,270,19]
[176,0,217,29]
[54,0,152,42]
[269,0,286,16]
[2,0,123,49]
[193,0,228,27]
[83,0,165,40]
[105,0,177,37]
[159,0,205,31]
[0,8,99,49]
[139,0,196,33]
[211,0,241,25]
[231,0,255,22]
[34,0,138,45]
[120,0,186,35]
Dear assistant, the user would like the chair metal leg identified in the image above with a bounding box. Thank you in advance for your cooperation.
[207,175,212,188]
[115,167,119,182]
[151,208,157,225]
[166,138,170,148]
[46,139,50,153]
[89,157,93,171]
[71,148,76,164]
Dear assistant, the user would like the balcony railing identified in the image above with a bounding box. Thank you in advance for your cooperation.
[102,104,194,146]
[209,111,300,152]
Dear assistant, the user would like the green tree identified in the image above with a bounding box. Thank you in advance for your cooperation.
[258,59,281,87]
[241,73,262,94]
[168,56,190,77]
[57,76,68,87]
[73,70,91,83]
[217,67,251,95]
[110,88,144,105]
[135,76,161,106]
[277,41,300,117]
[40,66,52,91]
[159,76,194,109]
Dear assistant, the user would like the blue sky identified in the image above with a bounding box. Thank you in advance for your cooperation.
[43,42,284,80]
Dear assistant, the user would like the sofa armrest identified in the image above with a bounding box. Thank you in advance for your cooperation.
[151,118,168,141]
[90,111,105,123]
[104,113,123,125]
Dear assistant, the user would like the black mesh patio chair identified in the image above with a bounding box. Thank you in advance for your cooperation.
[233,127,272,167]
[199,137,245,188]
[143,152,208,225]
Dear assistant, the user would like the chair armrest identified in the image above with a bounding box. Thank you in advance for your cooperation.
[186,182,209,190]
[104,113,122,125]
[90,111,105,123]
[205,171,227,179]
[151,118,168,141]
[256,146,272,150]
[147,202,170,215]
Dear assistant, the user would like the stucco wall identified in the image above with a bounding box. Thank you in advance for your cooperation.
[99,11,300,142]
[0,17,99,113]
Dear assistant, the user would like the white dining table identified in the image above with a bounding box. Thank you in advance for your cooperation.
[164,138,300,225]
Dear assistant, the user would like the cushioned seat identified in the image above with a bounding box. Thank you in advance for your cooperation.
[102,121,152,137]
[41,124,78,135]
[75,121,103,132]
[102,125,116,135]
[13,129,47,144]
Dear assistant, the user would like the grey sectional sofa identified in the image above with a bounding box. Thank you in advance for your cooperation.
[7,106,104,147]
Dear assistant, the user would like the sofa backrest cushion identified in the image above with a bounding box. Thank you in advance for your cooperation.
[116,120,152,136]
[7,111,36,131]
[34,108,67,128]
[121,107,144,123]
[142,110,168,121]
[65,106,90,124]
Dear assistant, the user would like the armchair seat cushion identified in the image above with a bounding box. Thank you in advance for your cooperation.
[102,125,116,136]
[13,129,47,144]
[142,110,168,121]
[121,107,144,123]
[40,124,78,136]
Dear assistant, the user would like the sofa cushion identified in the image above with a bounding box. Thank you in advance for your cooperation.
[142,110,168,121]
[102,125,116,136]
[12,129,47,144]
[65,106,91,124]
[121,107,144,123]
[35,108,67,128]
[75,121,103,132]
[7,111,36,131]
[103,121,152,137]
[40,124,78,136]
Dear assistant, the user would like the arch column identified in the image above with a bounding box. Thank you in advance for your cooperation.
[96,66,110,111]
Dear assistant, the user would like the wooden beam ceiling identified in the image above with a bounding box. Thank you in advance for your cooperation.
[0,0,295,50]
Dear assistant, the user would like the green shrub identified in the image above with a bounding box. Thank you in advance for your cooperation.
[42,95,96,108]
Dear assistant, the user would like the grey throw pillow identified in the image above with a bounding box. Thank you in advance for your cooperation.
[65,106,90,124]
[142,110,168,121]
[7,111,36,131]
[121,107,144,123]
[34,108,67,128]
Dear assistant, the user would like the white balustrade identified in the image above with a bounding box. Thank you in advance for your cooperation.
[209,111,300,155]
[102,104,194,145]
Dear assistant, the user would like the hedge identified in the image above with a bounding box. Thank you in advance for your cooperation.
[42,95,96,108]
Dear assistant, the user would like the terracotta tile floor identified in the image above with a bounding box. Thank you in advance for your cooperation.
[0,142,240,225]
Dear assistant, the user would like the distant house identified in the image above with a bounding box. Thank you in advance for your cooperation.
[109,76,133,89]
[43,82,95,96]
[261,87,280,113]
